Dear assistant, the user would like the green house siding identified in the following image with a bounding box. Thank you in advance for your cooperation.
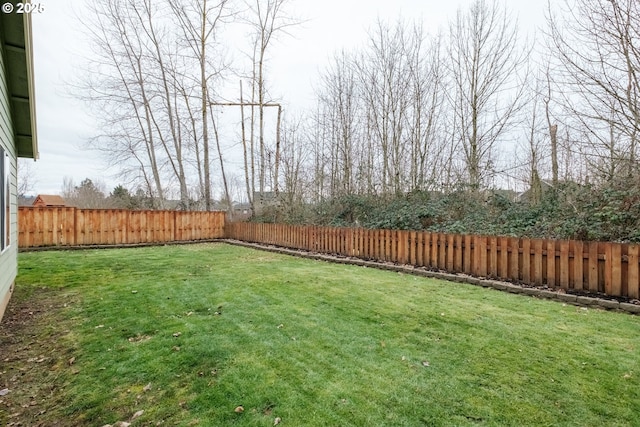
[0,39,18,320]
[0,8,37,321]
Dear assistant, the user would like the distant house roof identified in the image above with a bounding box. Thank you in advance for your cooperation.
[33,194,66,207]
[18,195,35,207]
[517,179,583,203]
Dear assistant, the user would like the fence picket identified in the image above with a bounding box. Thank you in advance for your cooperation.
[447,234,455,272]
[508,238,518,281]
[489,236,498,278]
[455,235,463,273]
[522,239,531,283]
[547,240,556,287]
[498,237,508,279]
[560,240,570,289]
[628,245,639,299]
[463,235,472,275]
[431,233,439,269]
[573,241,584,290]
[610,244,622,296]
[587,242,599,293]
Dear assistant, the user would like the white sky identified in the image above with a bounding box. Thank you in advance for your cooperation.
[26,0,548,196]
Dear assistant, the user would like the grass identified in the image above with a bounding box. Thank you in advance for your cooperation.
[1,242,639,426]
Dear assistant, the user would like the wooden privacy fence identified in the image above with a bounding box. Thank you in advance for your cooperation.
[226,222,640,299]
[17,209,640,299]
[19,207,225,247]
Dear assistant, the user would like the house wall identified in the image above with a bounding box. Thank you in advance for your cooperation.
[0,39,18,321]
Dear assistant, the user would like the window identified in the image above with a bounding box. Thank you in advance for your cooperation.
[0,147,8,252]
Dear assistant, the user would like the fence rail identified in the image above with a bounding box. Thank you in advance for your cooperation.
[18,207,225,247]
[225,222,640,299]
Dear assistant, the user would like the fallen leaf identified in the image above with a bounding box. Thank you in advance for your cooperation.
[114,422,131,427]
[274,417,282,425]
[277,324,284,329]
[143,383,152,392]
[132,410,144,419]
[422,360,430,367]
[131,290,138,294]
[95,325,105,329]
[68,357,76,366]
[186,311,193,316]
[173,332,182,337]
[234,405,244,413]
[172,346,181,351]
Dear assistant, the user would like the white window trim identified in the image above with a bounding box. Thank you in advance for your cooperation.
[1,148,8,253]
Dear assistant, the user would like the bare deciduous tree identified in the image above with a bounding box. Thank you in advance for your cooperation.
[169,0,232,210]
[244,0,298,199]
[548,0,640,181]
[447,0,528,191]
[80,0,234,210]
[17,159,36,197]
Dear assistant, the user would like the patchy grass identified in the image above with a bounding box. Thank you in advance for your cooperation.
[1,243,640,426]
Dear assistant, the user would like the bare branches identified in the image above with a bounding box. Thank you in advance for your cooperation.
[548,0,640,180]
[311,19,450,197]
[448,0,529,191]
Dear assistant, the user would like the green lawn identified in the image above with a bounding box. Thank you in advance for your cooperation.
[2,243,640,426]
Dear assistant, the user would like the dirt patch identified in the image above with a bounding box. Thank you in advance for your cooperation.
[0,287,77,426]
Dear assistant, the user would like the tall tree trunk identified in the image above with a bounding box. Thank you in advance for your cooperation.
[240,81,254,213]
[274,105,282,194]
[211,112,232,217]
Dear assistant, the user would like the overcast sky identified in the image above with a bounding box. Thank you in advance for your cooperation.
[26,0,548,196]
